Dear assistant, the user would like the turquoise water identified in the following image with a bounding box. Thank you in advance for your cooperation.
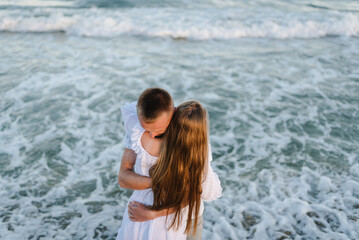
[1,1,359,239]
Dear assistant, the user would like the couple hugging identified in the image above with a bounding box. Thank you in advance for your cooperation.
[116,88,222,240]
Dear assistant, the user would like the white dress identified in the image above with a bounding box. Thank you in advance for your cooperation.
[116,102,222,240]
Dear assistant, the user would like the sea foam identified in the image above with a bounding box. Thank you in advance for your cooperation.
[1,11,359,239]
[0,8,358,39]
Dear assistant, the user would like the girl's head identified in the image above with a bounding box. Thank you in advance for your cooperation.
[164,100,208,161]
[150,100,208,235]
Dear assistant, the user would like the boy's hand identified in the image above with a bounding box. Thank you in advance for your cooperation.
[128,201,156,222]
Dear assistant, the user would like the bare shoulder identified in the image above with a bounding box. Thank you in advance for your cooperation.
[141,132,162,157]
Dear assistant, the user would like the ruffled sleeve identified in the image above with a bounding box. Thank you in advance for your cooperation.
[121,102,145,154]
[201,143,223,201]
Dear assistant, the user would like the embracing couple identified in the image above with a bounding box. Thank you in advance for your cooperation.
[116,88,222,240]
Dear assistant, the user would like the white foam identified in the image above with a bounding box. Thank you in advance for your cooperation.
[350,164,359,178]
[1,23,359,239]
[0,0,74,7]
[318,176,336,194]
[0,8,358,39]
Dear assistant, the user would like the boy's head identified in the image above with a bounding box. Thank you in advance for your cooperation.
[137,88,174,139]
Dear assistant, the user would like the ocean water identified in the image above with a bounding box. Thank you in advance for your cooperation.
[1,0,359,239]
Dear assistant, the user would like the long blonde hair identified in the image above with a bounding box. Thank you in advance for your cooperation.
[149,101,208,235]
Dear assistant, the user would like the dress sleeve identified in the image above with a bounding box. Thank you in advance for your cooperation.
[201,143,223,201]
[120,102,143,154]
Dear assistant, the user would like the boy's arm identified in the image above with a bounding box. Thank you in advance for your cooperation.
[128,201,177,222]
[118,148,152,190]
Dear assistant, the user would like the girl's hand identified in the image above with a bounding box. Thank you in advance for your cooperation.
[128,201,156,222]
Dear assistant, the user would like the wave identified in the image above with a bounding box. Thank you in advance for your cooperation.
[0,8,358,39]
